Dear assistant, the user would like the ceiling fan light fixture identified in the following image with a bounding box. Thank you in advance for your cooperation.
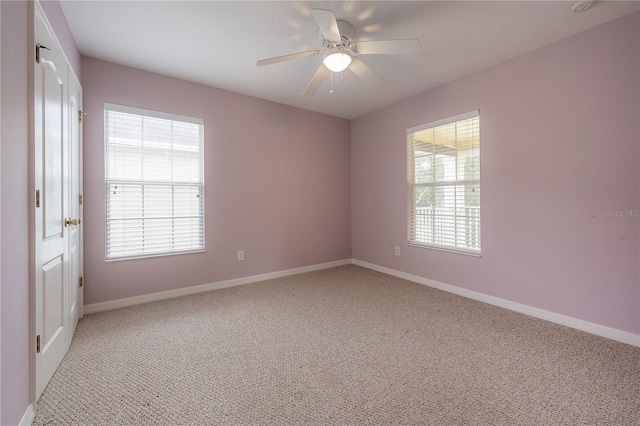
[323,51,352,72]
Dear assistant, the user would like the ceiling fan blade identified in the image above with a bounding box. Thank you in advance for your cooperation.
[303,64,329,97]
[312,9,341,42]
[257,50,322,66]
[355,39,422,55]
[348,57,386,89]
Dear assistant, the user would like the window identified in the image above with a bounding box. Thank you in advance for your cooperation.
[105,103,204,260]
[407,111,480,255]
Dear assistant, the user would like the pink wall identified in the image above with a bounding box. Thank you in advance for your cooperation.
[1,2,32,424]
[1,2,31,423]
[82,57,351,304]
[351,12,640,334]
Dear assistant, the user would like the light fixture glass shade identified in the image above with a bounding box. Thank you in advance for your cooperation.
[323,52,352,72]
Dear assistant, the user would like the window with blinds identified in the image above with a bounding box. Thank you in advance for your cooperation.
[105,103,204,260]
[407,111,480,255]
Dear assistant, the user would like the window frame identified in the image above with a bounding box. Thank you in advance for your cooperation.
[104,103,205,261]
[406,110,481,256]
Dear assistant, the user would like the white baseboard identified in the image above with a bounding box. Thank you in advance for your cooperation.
[352,259,640,347]
[19,404,35,426]
[84,259,352,315]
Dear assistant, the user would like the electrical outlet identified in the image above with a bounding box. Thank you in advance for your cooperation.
[237,250,245,261]
[395,246,400,256]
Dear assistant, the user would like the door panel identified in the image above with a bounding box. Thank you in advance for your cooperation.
[35,11,70,399]
[42,60,64,240]
[68,73,83,336]
[42,256,64,346]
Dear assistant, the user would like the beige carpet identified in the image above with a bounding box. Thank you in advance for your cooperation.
[33,265,640,425]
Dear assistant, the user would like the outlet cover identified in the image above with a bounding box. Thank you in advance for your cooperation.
[237,250,245,261]
[395,246,400,256]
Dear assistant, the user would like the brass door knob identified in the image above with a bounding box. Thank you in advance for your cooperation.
[64,217,82,227]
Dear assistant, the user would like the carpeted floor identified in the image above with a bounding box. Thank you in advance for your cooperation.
[33,265,640,425]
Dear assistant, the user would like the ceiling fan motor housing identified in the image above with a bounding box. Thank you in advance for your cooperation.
[319,20,355,51]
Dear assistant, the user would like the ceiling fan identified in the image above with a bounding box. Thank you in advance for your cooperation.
[256,9,421,96]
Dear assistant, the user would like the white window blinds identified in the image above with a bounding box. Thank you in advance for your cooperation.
[105,103,204,260]
[407,111,480,255]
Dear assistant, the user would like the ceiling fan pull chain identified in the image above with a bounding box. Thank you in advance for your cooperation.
[330,71,335,94]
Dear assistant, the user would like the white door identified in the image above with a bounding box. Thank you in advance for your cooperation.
[68,71,83,339]
[34,9,81,398]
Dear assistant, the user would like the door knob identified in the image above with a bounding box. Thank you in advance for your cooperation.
[64,217,81,227]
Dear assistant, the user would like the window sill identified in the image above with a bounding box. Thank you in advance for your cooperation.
[106,248,205,262]
[408,242,481,257]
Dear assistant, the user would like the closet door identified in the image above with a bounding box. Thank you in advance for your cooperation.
[33,4,83,399]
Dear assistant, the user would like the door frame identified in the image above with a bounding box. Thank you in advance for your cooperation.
[29,0,84,406]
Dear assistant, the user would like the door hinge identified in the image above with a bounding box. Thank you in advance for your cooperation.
[36,190,41,208]
[78,111,85,122]
[35,43,50,64]
[79,276,83,288]
[79,194,83,205]
[36,335,41,353]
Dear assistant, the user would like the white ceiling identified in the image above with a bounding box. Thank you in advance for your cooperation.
[60,1,639,120]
